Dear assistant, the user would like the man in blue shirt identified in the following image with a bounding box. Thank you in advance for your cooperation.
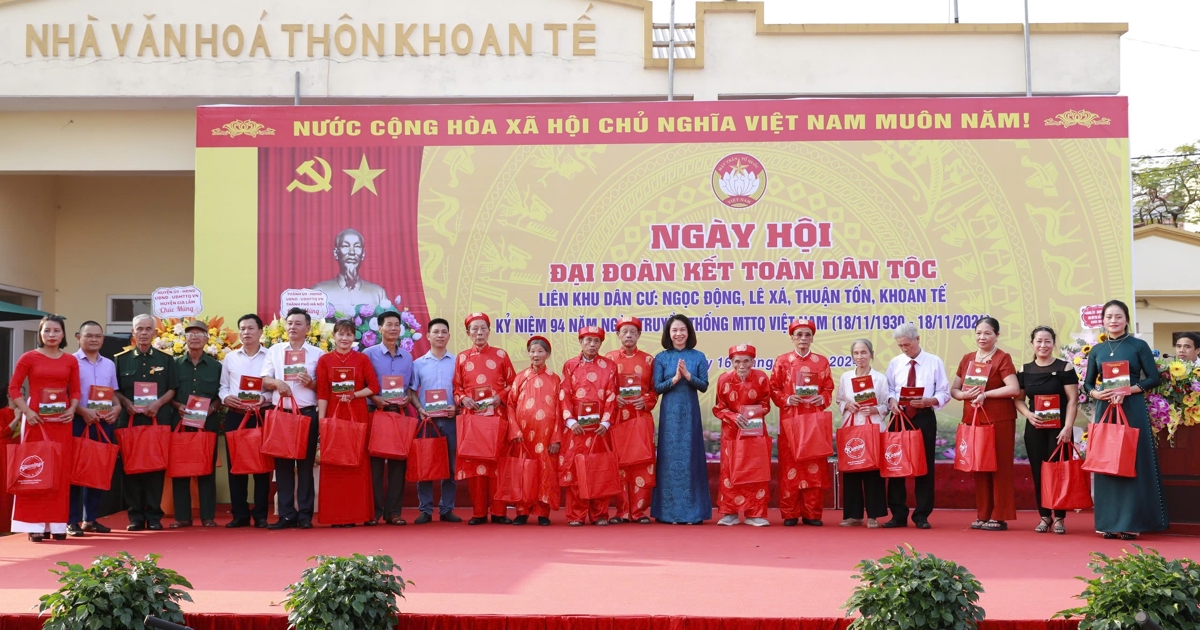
[363,311,416,526]
[409,318,461,524]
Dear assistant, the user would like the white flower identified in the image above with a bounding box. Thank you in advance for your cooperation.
[205,344,218,355]
[172,323,184,335]
[718,169,760,197]
[369,319,379,332]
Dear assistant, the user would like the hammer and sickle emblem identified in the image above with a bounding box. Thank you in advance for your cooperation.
[287,157,333,193]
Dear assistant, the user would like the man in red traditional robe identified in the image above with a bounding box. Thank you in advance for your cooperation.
[770,319,835,527]
[558,326,619,526]
[453,312,519,525]
[713,344,772,527]
[604,316,657,524]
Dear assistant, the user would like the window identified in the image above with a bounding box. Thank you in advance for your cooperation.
[107,295,152,335]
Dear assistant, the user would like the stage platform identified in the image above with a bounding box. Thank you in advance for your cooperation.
[0,509,1195,629]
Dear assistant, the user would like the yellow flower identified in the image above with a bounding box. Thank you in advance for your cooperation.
[1170,361,1187,380]
[1081,344,1092,355]
[1098,333,1108,342]
[1185,392,1199,407]
[1073,356,1083,366]
[1193,367,1200,379]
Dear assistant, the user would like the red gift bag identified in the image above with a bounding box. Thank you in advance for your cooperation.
[728,434,771,485]
[457,413,503,461]
[880,414,927,478]
[368,410,418,460]
[319,404,367,468]
[495,443,538,504]
[1082,403,1139,478]
[610,413,655,467]
[168,421,217,478]
[781,411,834,461]
[116,414,170,475]
[6,424,62,495]
[226,409,274,475]
[837,421,881,473]
[953,407,997,473]
[70,424,119,490]
[261,397,311,461]
[1041,441,1093,510]
[406,418,450,482]
[575,438,621,499]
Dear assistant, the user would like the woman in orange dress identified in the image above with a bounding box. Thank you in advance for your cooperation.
[316,319,379,528]
[506,336,562,526]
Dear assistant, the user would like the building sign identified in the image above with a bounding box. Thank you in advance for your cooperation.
[152,285,204,319]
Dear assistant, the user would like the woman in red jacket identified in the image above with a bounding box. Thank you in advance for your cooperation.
[316,319,379,528]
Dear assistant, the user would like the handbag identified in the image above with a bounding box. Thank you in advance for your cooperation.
[880,414,927,478]
[70,424,119,490]
[575,437,622,499]
[116,414,170,475]
[780,410,834,461]
[368,410,419,460]
[495,442,538,504]
[406,417,450,482]
[167,420,217,478]
[319,403,367,468]
[1041,441,1093,510]
[456,413,503,461]
[837,420,881,473]
[728,433,771,485]
[261,397,312,461]
[1082,403,1139,478]
[953,406,997,473]
[227,409,274,475]
[610,413,655,467]
[6,423,62,495]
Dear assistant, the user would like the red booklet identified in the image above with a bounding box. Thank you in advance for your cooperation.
[39,388,68,417]
[793,370,818,397]
[738,404,766,437]
[474,386,495,416]
[331,367,356,394]
[283,350,306,382]
[1101,360,1131,396]
[133,382,158,411]
[237,375,263,404]
[963,361,992,389]
[576,401,601,426]
[899,386,923,405]
[424,388,450,413]
[181,395,210,428]
[380,375,406,403]
[1032,395,1062,428]
[851,375,877,407]
[87,385,114,413]
[619,373,641,399]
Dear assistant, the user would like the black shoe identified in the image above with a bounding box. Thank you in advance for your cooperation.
[126,522,146,532]
[414,513,433,525]
[82,521,111,534]
[226,518,251,529]
[146,522,164,531]
[915,520,932,530]
[801,518,823,527]
[364,518,379,527]
[298,520,313,529]
[512,515,529,526]
[538,517,552,526]
[268,519,297,530]
[28,533,45,542]
[468,517,487,526]
[440,511,463,523]
[491,515,512,525]
[782,518,799,527]
[66,524,85,537]
[253,520,268,529]
[881,519,907,529]
[1102,532,1118,539]
[51,533,68,541]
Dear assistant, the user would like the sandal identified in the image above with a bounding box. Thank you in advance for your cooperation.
[1119,532,1138,540]
[1053,518,1066,535]
[970,520,986,530]
[1102,532,1118,539]
[981,520,1007,531]
[637,517,652,524]
[1035,517,1052,533]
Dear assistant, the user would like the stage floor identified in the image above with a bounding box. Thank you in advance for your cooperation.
[0,509,1196,621]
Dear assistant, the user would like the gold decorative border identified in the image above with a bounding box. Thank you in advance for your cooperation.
[211,119,276,138]
[1044,109,1112,128]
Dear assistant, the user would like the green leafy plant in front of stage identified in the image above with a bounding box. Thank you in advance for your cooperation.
[842,544,985,630]
[1056,545,1200,629]
[38,551,193,630]
[283,553,412,630]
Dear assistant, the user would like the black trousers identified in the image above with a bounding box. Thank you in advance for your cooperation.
[843,470,888,520]
[225,409,270,523]
[1024,425,1067,519]
[274,406,319,523]
[120,415,166,526]
[371,457,408,519]
[886,409,937,524]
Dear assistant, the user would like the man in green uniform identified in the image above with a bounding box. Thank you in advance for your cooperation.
[114,314,178,531]
[169,320,223,528]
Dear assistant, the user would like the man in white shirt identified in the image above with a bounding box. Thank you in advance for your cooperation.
[220,314,270,529]
[261,308,325,530]
[883,322,950,530]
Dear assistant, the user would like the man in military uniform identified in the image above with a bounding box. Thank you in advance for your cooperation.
[114,314,178,531]
[169,320,223,528]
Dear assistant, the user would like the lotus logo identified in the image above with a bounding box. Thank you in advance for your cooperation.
[958,439,969,459]
[844,437,866,460]
[884,444,903,466]
[19,456,44,479]
[712,153,766,209]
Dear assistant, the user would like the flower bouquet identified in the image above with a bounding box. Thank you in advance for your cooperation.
[151,316,240,360]
[262,317,335,352]
[329,296,422,351]
[1061,332,1099,421]
[1147,357,1200,443]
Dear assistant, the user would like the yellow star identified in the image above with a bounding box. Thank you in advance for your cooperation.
[343,155,385,195]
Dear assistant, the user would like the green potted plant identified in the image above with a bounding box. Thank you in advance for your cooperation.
[843,544,985,630]
[1056,545,1200,629]
[284,553,411,630]
[38,552,193,630]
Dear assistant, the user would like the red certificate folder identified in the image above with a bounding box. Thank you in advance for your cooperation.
[380,375,406,403]
[963,361,992,389]
[331,367,356,394]
[899,387,923,405]
[619,374,641,399]
[133,382,158,411]
[851,376,877,407]
[738,404,765,437]
[474,387,495,416]
[181,395,210,428]
[1101,361,1131,396]
[576,401,601,427]
[87,385,114,413]
[1033,395,1062,428]
[283,350,306,382]
[237,376,263,404]
[39,388,68,417]
[793,370,818,397]
[424,389,450,413]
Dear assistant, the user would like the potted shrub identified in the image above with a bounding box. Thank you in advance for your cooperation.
[1057,545,1200,629]
[38,552,193,630]
[284,553,411,630]
[843,544,985,630]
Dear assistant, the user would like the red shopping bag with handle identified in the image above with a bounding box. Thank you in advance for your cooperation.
[70,424,119,490]
[457,413,503,461]
[610,413,655,466]
[368,410,418,460]
[1042,441,1093,510]
[227,409,274,475]
[837,421,881,473]
[780,411,834,461]
[6,423,62,495]
[496,442,538,504]
[116,414,170,475]
[1082,403,1139,478]
[319,403,367,467]
[406,417,450,482]
[261,397,311,461]
[575,437,621,499]
[167,421,216,478]
[729,433,772,485]
[880,414,927,478]
[953,406,997,473]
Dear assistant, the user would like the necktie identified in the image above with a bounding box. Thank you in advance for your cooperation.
[905,359,918,418]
